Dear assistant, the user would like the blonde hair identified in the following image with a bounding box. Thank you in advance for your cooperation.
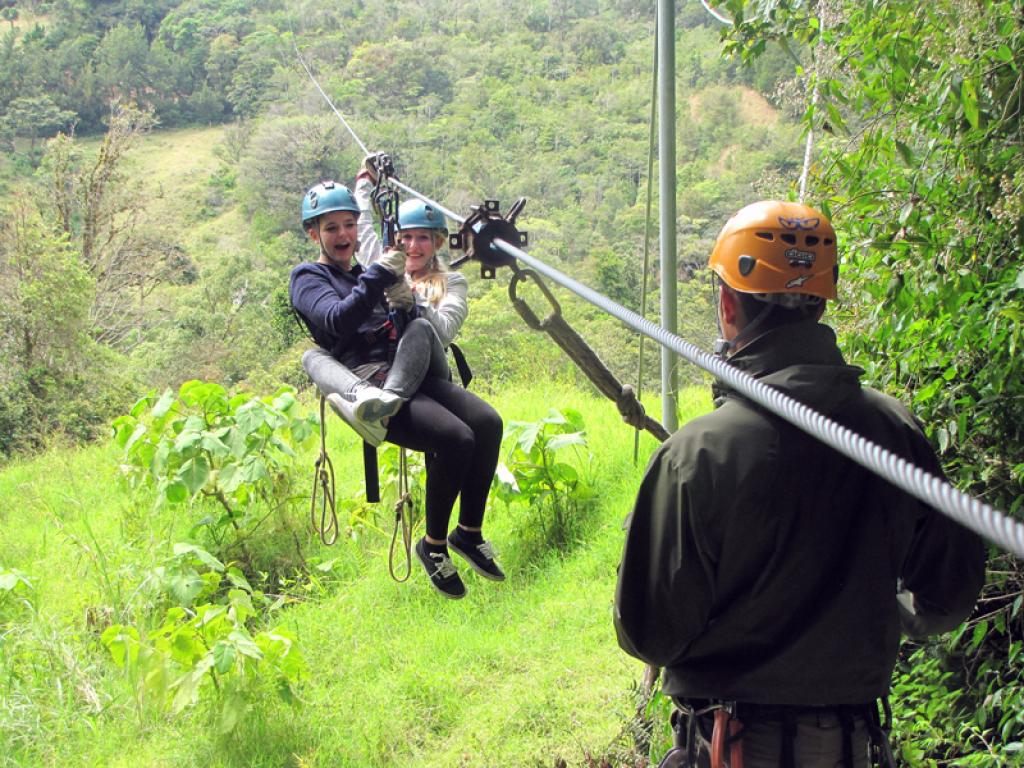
[410,232,449,305]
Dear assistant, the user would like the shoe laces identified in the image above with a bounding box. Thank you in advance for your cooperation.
[476,541,496,561]
[429,552,457,579]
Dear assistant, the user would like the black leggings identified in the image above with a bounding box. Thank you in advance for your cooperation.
[384,376,503,540]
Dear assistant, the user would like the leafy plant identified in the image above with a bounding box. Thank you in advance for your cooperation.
[101,543,303,734]
[111,380,318,565]
[496,408,594,549]
[0,566,33,623]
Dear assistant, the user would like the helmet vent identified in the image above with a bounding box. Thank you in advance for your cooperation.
[755,231,774,241]
[780,233,797,245]
[824,237,834,245]
[805,235,819,246]
[738,255,756,276]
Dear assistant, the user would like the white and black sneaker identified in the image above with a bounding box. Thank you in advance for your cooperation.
[447,530,506,582]
[346,383,403,423]
[326,393,387,447]
[415,538,467,599]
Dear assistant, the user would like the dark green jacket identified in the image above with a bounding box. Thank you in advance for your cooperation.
[614,321,985,706]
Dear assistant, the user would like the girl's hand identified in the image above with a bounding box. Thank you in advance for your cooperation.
[377,247,406,276]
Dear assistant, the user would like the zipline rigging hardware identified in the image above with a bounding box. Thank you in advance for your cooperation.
[292,40,1024,561]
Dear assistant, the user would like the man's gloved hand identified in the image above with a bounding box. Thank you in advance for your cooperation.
[384,279,415,311]
[376,247,406,276]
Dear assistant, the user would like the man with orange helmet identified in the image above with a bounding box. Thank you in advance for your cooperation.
[613,202,984,767]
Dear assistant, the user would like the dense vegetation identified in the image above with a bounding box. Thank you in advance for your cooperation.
[722,1,1024,761]
[1,0,1022,764]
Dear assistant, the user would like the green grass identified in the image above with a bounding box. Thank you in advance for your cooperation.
[0,381,711,767]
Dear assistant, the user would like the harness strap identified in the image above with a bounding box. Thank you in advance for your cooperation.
[450,342,473,388]
[779,709,796,768]
[839,709,855,768]
[711,708,744,768]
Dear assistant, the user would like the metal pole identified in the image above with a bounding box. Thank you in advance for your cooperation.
[658,0,679,432]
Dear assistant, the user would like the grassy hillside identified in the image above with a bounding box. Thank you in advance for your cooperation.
[0,380,712,768]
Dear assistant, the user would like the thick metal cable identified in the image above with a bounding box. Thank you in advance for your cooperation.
[488,235,1024,560]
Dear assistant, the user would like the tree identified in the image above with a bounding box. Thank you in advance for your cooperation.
[41,103,183,348]
[1,94,76,151]
[0,7,17,31]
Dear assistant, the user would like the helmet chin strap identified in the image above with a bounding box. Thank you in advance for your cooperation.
[714,299,775,359]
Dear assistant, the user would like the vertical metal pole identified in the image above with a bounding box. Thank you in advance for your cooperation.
[658,0,678,432]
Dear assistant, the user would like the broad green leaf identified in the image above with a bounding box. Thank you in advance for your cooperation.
[171,654,214,713]
[225,567,252,592]
[235,403,266,435]
[228,628,264,660]
[238,457,268,484]
[894,140,914,166]
[152,389,176,419]
[173,430,202,453]
[0,568,32,592]
[546,432,587,452]
[212,640,236,674]
[173,543,224,572]
[166,570,204,607]
[200,433,231,458]
[165,481,188,504]
[960,77,979,129]
[176,456,210,495]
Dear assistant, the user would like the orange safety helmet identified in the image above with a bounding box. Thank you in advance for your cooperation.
[709,201,838,305]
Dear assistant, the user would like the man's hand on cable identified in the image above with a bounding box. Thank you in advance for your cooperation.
[376,247,406,276]
[384,278,415,312]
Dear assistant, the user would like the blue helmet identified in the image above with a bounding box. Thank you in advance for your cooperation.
[398,198,448,234]
[301,181,359,228]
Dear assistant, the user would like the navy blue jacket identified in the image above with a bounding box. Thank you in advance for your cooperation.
[289,261,397,367]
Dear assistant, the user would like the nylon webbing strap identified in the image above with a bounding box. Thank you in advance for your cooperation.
[491,235,1024,560]
[509,266,671,443]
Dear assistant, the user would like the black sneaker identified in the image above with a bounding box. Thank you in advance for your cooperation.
[447,531,506,582]
[415,538,466,599]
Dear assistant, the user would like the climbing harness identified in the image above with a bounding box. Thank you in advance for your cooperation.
[659,697,897,768]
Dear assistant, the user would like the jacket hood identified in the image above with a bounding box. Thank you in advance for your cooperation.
[713,321,865,417]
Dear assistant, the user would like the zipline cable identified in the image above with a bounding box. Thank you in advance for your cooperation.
[292,40,370,156]
[292,30,1024,560]
[484,233,1024,560]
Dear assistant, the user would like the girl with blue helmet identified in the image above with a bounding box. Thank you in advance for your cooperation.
[290,172,505,599]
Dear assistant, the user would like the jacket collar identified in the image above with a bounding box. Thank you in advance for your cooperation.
[712,322,865,415]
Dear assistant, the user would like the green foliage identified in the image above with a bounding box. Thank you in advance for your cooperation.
[112,380,317,561]
[495,407,594,550]
[0,565,33,623]
[101,543,303,733]
[724,0,1024,759]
